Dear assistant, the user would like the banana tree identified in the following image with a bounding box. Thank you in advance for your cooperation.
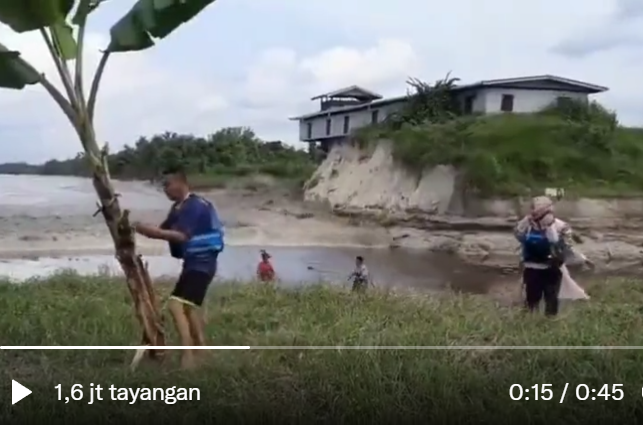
[0,0,218,361]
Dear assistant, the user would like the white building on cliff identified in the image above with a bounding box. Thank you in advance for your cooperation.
[290,75,608,153]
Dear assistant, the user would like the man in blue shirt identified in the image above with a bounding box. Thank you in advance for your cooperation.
[133,168,224,369]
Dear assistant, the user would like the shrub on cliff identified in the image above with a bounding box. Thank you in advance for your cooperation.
[357,78,643,197]
[385,73,463,127]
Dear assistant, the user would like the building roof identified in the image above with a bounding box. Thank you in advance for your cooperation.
[456,74,608,93]
[290,75,608,121]
[310,85,383,101]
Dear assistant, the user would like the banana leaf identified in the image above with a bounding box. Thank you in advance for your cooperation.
[0,43,40,89]
[0,0,74,32]
[108,0,217,52]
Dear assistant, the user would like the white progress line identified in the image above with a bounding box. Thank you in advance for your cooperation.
[1,346,251,350]
[4,346,643,350]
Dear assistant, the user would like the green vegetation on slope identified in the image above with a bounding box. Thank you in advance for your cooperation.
[357,76,643,197]
[2,272,643,422]
[0,127,317,189]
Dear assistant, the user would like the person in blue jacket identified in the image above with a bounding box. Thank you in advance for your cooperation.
[133,168,224,369]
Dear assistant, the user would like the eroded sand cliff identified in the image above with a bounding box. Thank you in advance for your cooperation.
[304,142,643,270]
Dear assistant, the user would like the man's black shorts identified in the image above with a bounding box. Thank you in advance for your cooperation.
[170,269,215,307]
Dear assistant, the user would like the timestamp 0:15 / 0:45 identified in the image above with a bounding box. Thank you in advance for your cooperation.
[510,384,624,402]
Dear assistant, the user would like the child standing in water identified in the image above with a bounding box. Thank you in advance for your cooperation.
[349,256,372,292]
[256,250,276,283]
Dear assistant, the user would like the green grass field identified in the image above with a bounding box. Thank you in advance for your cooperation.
[2,271,643,422]
[357,106,643,198]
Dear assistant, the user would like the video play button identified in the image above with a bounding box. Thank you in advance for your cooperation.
[12,380,31,405]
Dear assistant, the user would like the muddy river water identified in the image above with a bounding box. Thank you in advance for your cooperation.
[0,174,550,293]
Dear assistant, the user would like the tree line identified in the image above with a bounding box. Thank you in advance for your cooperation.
[0,127,318,182]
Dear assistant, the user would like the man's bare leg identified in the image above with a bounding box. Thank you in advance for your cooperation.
[185,305,207,362]
[168,298,196,369]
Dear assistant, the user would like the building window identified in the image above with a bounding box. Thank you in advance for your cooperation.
[306,122,312,139]
[343,116,350,133]
[556,96,572,107]
[325,119,331,135]
[463,95,475,114]
[371,110,379,124]
[500,94,514,112]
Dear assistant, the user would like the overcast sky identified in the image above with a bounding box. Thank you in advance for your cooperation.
[0,0,640,162]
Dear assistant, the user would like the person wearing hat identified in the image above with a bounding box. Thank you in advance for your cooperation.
[514,196,593,316]
[256,250,276,283]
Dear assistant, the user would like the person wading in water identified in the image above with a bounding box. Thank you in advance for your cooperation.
[349,256,372,292]
[256,250,276,283]
[133,168,224,369]
[514,196,592,316]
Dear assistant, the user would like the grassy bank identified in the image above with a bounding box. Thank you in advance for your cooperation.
[356,79,643,198]
[2,271,643,422]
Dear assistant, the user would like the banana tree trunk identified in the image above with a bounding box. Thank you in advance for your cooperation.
[90,156,166,359]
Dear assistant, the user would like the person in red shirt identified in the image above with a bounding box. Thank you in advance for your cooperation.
[256,250,276,282]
